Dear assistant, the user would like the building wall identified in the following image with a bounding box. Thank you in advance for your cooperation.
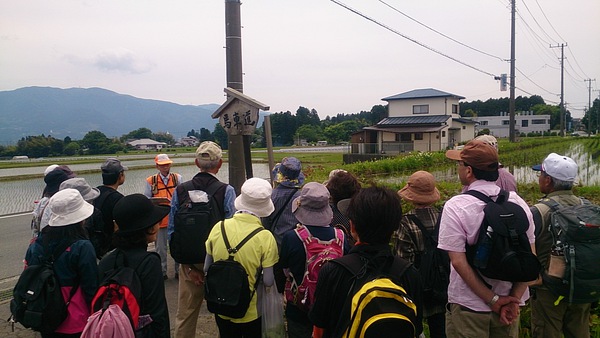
[388,97,460,117]
[475,114,550,138]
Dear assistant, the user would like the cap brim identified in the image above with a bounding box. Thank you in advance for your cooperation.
[445,149,462,161]
[156,161,173,165]
[532,164,542,171]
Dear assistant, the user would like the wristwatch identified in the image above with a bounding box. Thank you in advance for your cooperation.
[487,294,500,307]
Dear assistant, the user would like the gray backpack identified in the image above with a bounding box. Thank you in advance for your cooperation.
[541,198,600,303]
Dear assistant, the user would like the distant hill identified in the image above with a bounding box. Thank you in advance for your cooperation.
[0,86,222,144]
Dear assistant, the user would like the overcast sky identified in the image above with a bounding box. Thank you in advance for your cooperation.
[1,0,598,119]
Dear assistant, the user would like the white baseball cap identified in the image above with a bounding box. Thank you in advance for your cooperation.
[532,153,578,182]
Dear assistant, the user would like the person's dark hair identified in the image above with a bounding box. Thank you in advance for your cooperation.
[112,225,156,249]
[347,185,402,244]
[326,171,361,203]
[466,162,499,182]
[41,221,88,247]
[102,172,120,185]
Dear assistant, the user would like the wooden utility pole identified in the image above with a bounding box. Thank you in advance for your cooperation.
[551,43,566,136]
[225,0,245,193]
[509,0,516,142]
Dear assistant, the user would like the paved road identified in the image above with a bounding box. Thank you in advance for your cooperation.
[0,214,218,337]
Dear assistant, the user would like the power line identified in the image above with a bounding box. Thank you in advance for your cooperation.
[378,0,507,62]
[329,0,499,78]
[515,66,558,96]
[533,0,566,42]
[520,0,558,45]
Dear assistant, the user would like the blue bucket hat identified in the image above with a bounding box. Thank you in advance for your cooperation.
[272,157,305,188]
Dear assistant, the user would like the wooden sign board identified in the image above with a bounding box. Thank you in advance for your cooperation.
[212,88,269,136]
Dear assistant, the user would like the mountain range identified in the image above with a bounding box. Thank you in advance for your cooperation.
[0,86,222,144]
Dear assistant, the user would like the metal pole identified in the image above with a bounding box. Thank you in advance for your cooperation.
[225,0,245,193]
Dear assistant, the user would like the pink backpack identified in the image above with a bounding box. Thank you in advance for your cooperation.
[284,225,344,312]
[81,304,135,338]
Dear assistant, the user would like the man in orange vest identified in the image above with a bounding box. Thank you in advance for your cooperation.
[144,153,182,280]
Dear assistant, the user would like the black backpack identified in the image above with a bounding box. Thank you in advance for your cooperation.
[465,189,541,282]
[170,180,226,264]
[85,207,109,259]
[406,213,449,306]
[10,240,78,333]
[332,253,418,338]
[205,221,265,318]
[93,188,120,256]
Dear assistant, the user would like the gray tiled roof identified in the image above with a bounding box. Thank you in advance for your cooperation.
[377,115,451,126]
[382,88,465,101]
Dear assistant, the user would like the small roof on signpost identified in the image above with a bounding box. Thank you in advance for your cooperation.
[212,87,269,136]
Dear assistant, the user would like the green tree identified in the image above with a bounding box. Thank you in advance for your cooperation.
[153,132,175,145]
[121,127,153,141]
[63,142,80,156]
[82,130,110,155]
[213,123,228,150]
[199,128,214,142]
[296,124,322,143]
[270,111,297,146]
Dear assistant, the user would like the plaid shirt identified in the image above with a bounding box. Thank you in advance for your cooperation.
[391,206,444,317]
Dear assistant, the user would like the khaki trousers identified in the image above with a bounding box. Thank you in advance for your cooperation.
[174,264,205,338]
[446,303,519,338]
[530,288,591,338]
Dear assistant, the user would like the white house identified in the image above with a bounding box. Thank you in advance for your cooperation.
[127,138,167,150]
[474,111,551,137]
[351,88,476,154]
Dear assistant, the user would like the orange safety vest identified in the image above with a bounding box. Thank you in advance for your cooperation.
[146,173,178,228]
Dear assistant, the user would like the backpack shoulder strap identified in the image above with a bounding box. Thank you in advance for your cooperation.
[407,214,433,244]
[170,173,178,187]
[94,188,119,209]
[221,220,265,255]
[463,189,493,203]
[294,224,311,243]
[539,197,561,212]
[270,188,298,230]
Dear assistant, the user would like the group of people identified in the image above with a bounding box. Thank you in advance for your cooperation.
[22,135,593,338]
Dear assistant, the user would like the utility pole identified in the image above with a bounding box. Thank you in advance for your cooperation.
[508,0,516,142]
[225,0,246,193]
[550,43,566,136]
[584,78,596,135]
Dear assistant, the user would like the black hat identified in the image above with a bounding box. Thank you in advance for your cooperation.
[113,194,170,233]
[44,168,72,195]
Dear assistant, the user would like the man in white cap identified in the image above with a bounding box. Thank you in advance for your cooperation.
[529,153,591,338]
[169,141,236,338]
[144,153,182,280]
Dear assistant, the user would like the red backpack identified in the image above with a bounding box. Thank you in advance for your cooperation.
[284,225,344,312]
[82,251,154,337]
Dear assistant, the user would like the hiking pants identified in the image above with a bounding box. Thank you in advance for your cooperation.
[445,303,519,338]
[530,288,591,338]
[174,264,204,338]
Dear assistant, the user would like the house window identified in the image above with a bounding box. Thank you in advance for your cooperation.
[414,133,423,140]
[462,126,466,129]
[452,104,459,114]
[532,119,546,124]
[400,133,411,142]
[442,131,446,137]
[413,105,429,114]
[479,121,488,126]
[522,120,529,127]
[502,120,510,125]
